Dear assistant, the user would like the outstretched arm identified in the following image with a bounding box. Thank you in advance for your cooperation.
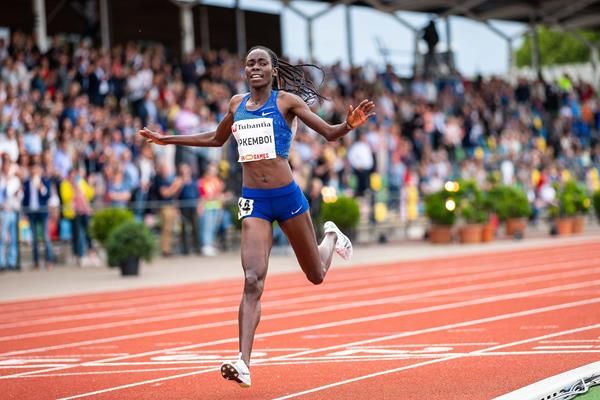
[139,96,241,147]
[288,94,376,141]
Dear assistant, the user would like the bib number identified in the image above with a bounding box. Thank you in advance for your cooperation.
[238,197,254,219]
[232,117,276,162]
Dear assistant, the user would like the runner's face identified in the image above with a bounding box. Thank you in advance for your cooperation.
[245,49,276,89]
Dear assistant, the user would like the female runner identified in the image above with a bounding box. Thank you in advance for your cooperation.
[140,46,375,388]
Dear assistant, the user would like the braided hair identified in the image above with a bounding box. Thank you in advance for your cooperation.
[246,46,326,105]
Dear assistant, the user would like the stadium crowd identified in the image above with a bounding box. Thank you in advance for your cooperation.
[1,31,599,270]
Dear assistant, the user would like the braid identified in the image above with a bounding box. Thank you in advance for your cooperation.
[246,46,327,105]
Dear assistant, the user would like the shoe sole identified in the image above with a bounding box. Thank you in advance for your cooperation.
[220,363,250,388]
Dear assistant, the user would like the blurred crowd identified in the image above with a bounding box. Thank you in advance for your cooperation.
[1,31,600,270]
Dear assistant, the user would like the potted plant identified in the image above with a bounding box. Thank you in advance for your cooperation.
[480,190,497,242]
[567,182,590,233]
[319,196,361,241]
[424,189,457,244]
[594,190,600,222]
[456,180,487,244]
[487,185,531,238]
[105,220,156,276]
[553,182,579,235]
[90,207,135,246]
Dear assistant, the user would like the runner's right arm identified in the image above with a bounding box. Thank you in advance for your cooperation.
[139,95,243,147]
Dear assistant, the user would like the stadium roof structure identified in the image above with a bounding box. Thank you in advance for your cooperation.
[281,0,600,79]
[308,0,600,30]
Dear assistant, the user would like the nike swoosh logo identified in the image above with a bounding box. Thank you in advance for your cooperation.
[291,205,303,215]
[262,111,274,117]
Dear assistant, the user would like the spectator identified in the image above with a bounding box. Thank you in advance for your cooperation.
[105,165,132,207]
[22,162,54,269]
[60,168,95,266]
[347,132,374,197]
[0,155,21,270]
[177,163,200,255]
[153,161,182,257]
[198,162,225,256]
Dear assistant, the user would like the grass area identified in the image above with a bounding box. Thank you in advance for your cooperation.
[577,386,600,399]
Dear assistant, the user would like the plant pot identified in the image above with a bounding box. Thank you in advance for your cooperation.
[459,224,482,244]
[120,256,140,276]
[572,215,585,234]
[555,217,573,236]
[505,218,526,238]
[429,225,453,244]
[481,222,495,242]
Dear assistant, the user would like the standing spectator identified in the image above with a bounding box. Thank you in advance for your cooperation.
[53,138,73,180]
[121,148,140,206]
[105,166,131,208]
[177,163,200,255]
[22,162,54,269]
[198,162,225,256]
[0,155,21,271]
[347,132,374,197]
[153,161,182,256]
[0,127,19,162]
[60,168,94,266]
[136,143,155,219]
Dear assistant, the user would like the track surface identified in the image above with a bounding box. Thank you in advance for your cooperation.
[2,240,600,399]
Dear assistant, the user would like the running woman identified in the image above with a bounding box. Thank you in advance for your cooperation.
[139,46,375,388]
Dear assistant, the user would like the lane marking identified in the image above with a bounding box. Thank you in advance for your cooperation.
[3,262,599,347]
[3,243,597,320]
[5,251,594,329]
[50,297,600,398]
[270,324,600,399]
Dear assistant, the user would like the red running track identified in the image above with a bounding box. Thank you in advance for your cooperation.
[1,240,600,399]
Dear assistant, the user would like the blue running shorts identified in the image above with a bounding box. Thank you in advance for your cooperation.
[238,181,309,223]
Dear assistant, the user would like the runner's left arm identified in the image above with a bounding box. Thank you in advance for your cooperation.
[287,93,375,141]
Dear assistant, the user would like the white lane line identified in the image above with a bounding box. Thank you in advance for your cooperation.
[533,345,595,349]
[541,339,600,343]
[270,323,600,400]
[4,250,591,329]
[18,367,211,377]
[3,259,598,344]
[4,262,600,358]
[48,296,600,399]
[3,244,595,321]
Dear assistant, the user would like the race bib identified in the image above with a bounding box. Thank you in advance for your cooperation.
[238,197,254,219]
[232,118,276,162]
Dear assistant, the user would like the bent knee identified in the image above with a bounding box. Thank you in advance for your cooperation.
[243,272,265,296]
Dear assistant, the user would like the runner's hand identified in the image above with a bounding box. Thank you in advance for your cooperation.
[346,99,376,129]
[139,127,167,145]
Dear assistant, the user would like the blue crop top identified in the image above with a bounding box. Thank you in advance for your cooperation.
[232,90,293,161]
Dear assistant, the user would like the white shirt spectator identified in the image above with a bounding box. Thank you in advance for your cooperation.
[23,132,43,155]
[501,159,515,185]
[175,109,200,135]
[0,173,21,211]
[0,133,19,161]
[348,140,374,171]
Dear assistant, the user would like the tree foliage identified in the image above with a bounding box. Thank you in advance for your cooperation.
[515,27,600,67]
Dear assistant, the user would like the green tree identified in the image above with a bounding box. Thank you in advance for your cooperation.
[516,27,600,67]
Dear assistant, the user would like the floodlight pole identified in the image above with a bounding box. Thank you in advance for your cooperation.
[234,0,246,57]
[507,38,515,77]
[99,0,110,50]
[530,24,542,77]
[591,47,600,88]
[32,0,48,53]
[346,4,354,67]
[200,5,210,53]
[445,16,452,70]
[180,3,195,56]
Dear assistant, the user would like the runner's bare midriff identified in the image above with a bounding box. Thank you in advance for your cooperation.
[241,157,293,188]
